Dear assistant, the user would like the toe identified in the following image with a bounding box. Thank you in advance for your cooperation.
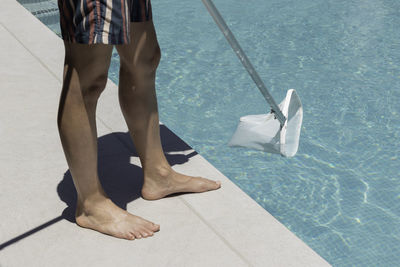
[143,220,160,232]
[133,231,142,239]
[151,223,160,232]
[141,228,153,238]
[210,179,221,189]
[199,177,221,191]
[127,232,135,240]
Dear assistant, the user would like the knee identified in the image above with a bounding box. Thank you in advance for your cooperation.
[81,72,109,100]
[123,44,162,76]
[137,44,161,74]
[150,44,161,71]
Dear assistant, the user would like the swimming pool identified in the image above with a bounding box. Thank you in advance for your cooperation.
[19,0,400,265]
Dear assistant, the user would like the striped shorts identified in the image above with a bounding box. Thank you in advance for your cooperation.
[57,0,152,45]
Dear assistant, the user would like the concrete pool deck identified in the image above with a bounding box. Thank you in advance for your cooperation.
[0,0,330,266]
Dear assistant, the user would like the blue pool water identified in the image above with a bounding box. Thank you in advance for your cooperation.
[20,0,400,265]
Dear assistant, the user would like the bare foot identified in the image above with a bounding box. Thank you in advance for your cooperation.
[75,196,160,240]
[141,166,222,200]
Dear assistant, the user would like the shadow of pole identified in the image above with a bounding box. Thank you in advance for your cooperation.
[0,216,64,251]
[0,125,197,250]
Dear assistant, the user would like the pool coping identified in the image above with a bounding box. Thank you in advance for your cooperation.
[0,0,331,266]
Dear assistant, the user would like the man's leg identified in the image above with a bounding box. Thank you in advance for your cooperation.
[57,41,159,240]
[115,21,221,200]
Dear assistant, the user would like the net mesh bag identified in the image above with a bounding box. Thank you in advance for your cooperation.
[228,89,303,157]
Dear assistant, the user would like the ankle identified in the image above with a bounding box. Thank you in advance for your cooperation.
[144,164,173,179]
[76,193,109,213]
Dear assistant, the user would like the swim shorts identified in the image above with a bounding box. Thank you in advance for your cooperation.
[57,0,152,45]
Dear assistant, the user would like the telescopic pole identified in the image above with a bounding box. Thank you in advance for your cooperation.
[201,0,286,125]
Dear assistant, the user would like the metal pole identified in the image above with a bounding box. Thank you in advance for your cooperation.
[201,0,286,125]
